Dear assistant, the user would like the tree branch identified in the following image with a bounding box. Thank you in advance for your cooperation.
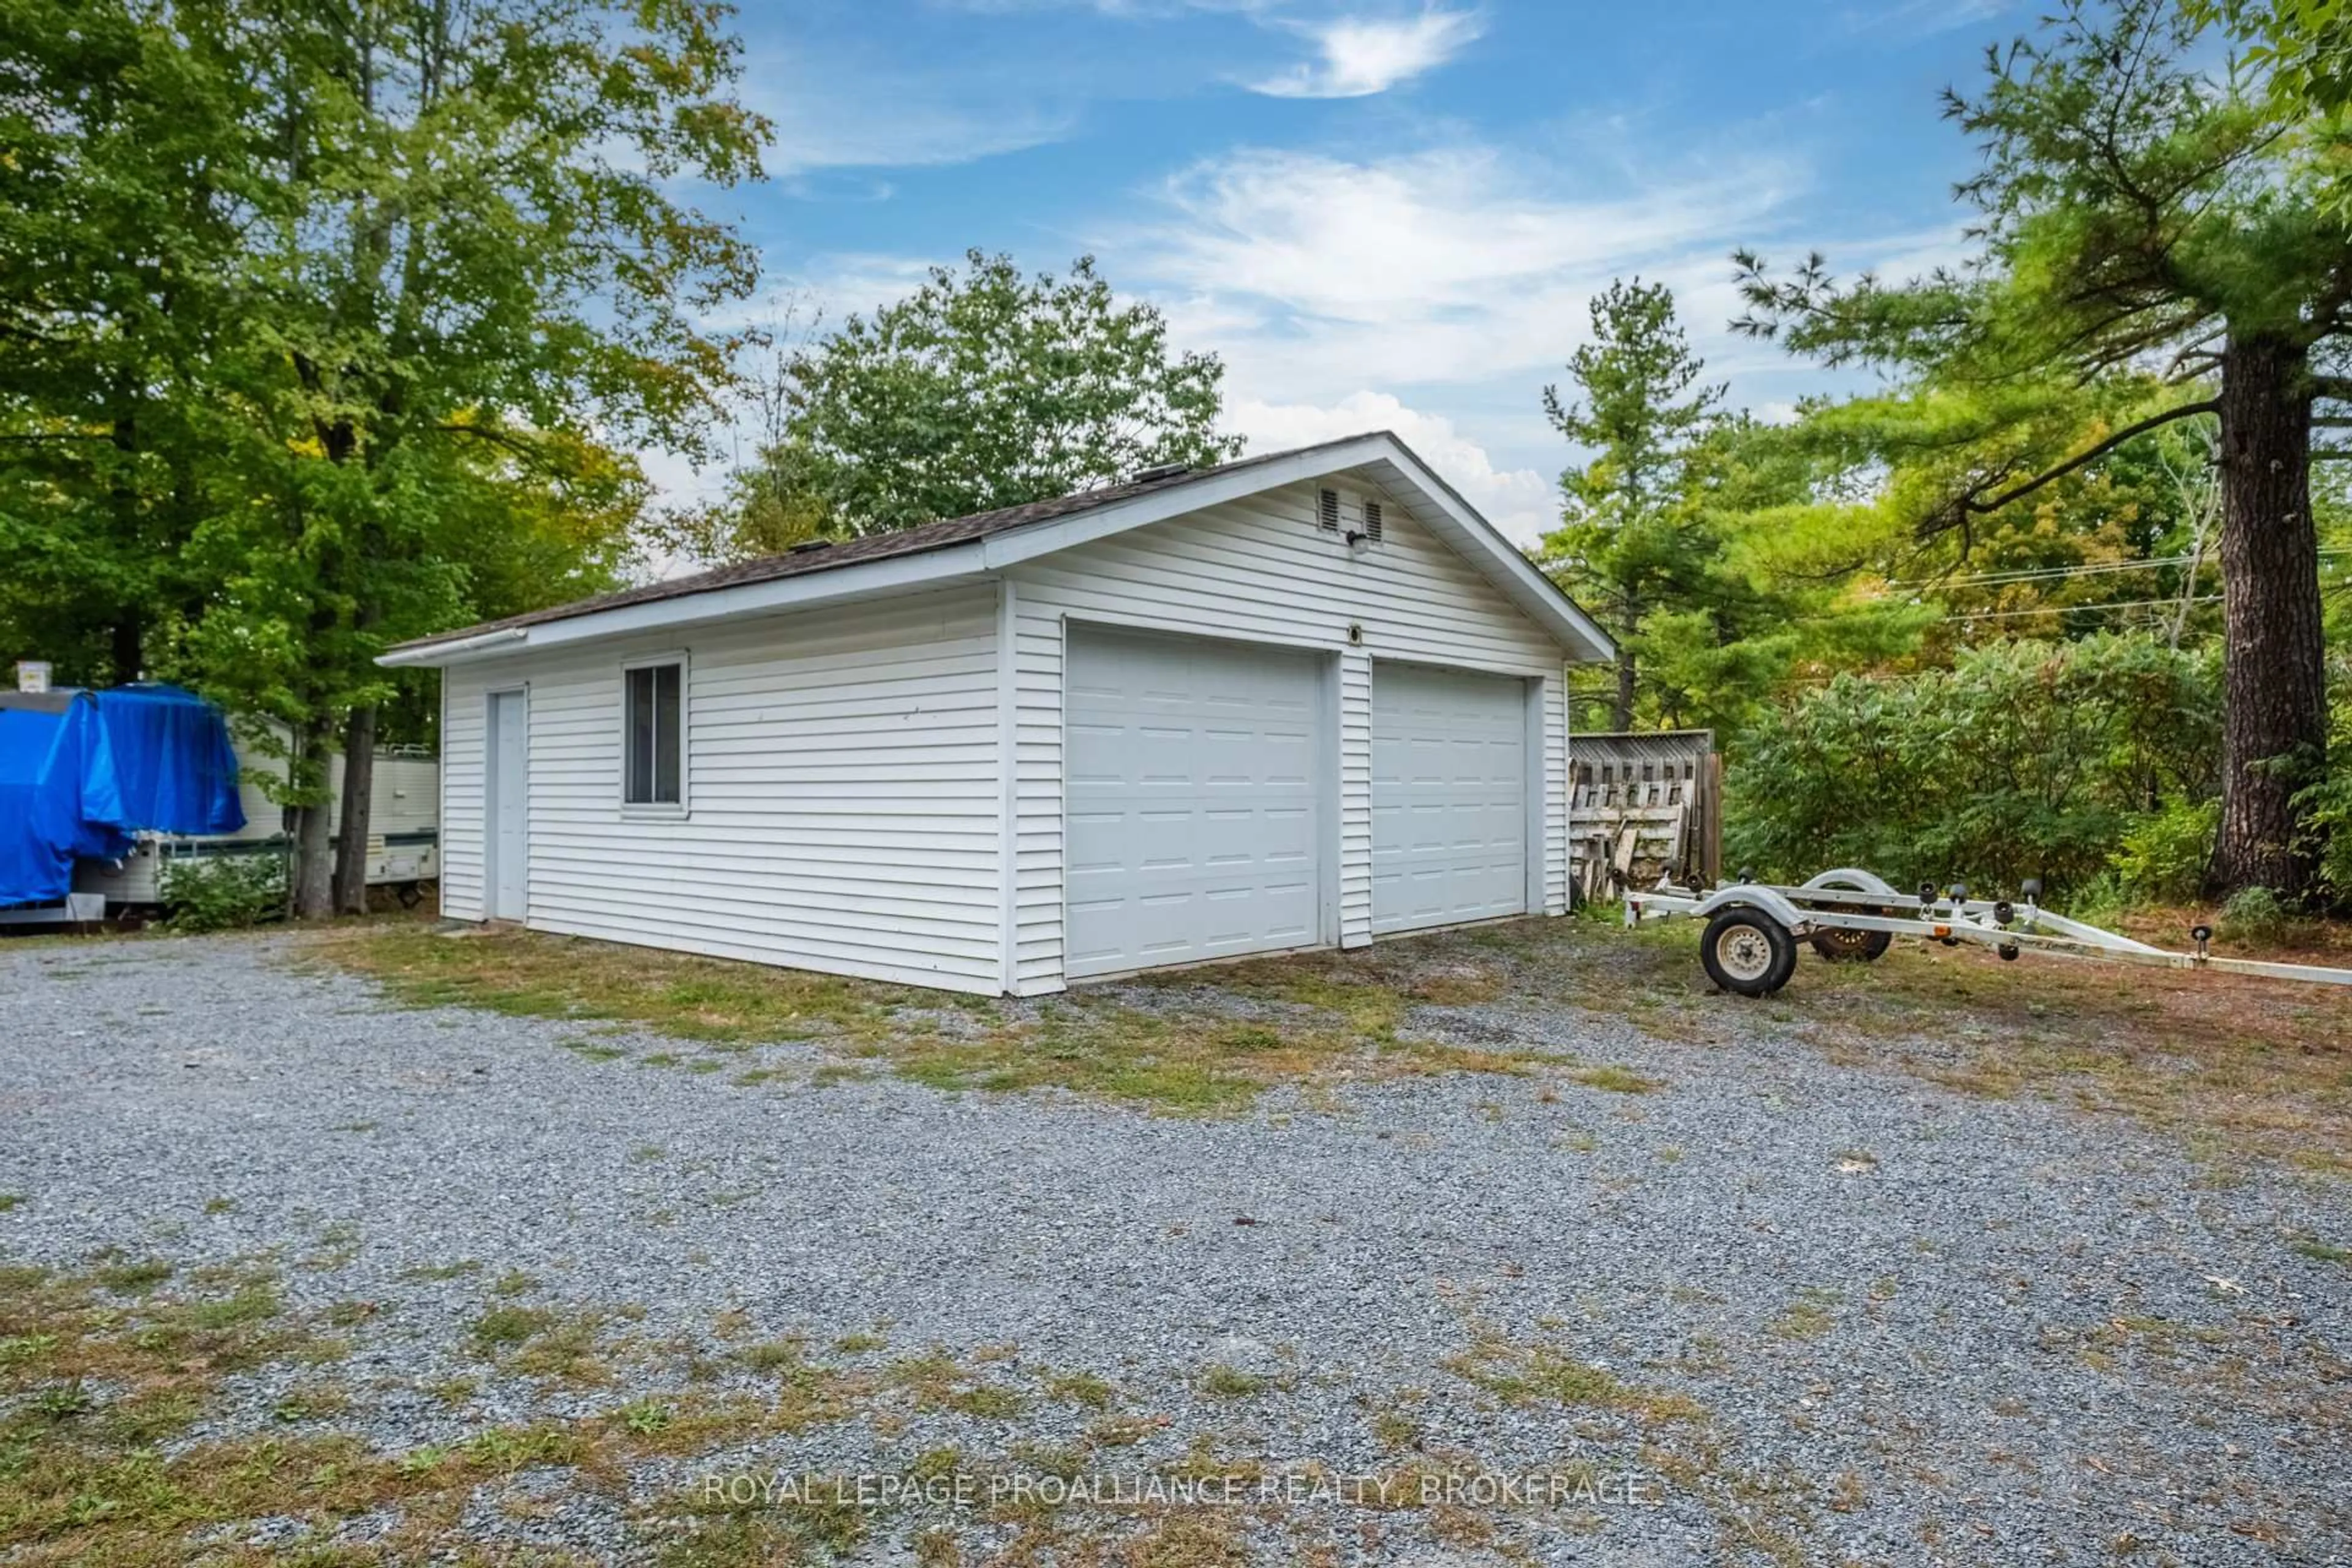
[1947,400,2220,523]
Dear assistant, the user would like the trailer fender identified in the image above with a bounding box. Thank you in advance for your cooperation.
[1800,867,1901,898]
[1688,884,1811,932]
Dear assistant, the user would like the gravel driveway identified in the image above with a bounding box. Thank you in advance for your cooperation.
[1,927,2345,1566]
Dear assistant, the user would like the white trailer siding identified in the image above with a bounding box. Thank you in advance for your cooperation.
[440,585,1003,992]
[1004,478,1570,995]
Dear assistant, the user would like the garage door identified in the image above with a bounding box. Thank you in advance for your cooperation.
[1065,627,1323,979]
[1371,662,1528,935]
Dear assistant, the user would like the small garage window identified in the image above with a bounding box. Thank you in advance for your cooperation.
[623,657,686,811]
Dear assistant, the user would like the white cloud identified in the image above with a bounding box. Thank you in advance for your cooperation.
[739,50,1077,175]
[1844,0,2007,36]
[1229,391,1556,545]
[1111,143,1800,404]
[1250,7,1485,98]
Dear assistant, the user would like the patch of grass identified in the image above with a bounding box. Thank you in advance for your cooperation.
[832,1330,886,1354]
[1491,914,2352,1177]
[317,924,908,1046]
[1197,1363,1273,1399]
[738,1337,812,1373]
[399,1259,483,1282]
[883,1350,1025,1420]
[200,1197,235,1216]
[469,1304,555,1351]
[308,922,1617,1117]
[1567,1064,1662,1094]
[1767,1289,1842,1342]
[0,1194,21,1213]
[1446,1337,1705,1427]
[271,1383,352,1423]
[2292,1238,2352,1267]
[93,1257,174,1295]
[1044,1371,1115,1410]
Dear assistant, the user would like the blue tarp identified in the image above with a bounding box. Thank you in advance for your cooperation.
[92,684,246,836]
[0,694,132,908]
[0,682,246,908]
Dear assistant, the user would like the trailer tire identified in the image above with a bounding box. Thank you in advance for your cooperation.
[396,881,423,910]
[1810,921,1893,963]
[1701,907,1796,998]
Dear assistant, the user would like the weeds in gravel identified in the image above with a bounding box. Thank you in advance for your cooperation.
[1445,1336,1704,1427]
[1765,1289,1841,1342]
[1449,914,2352,1177]
[308,922,1660,1117]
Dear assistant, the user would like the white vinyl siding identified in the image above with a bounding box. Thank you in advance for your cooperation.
[440,670,489,921]
[437,586,1001,992]
[1005,478,1570,995]
[431,472,1579,996]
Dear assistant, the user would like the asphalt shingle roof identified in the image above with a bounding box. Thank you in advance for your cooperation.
[389,437,1377,654]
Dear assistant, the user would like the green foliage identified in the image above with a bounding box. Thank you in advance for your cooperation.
[1733,0,2351,897]
[0,0,767,909]
[2220,885,2297,943]
[1725,635,2221,896]
[2188,1,2352,118]
[159,853,288,934]
[726,251,1241,547]
[1537,281,1747,731]
[2113,799,2222,902]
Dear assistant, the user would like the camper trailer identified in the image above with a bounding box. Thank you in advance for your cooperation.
[73,733,440,912]
[0,673,439,919]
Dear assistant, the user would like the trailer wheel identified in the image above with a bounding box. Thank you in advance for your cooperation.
[1701,907,1796,998]
[1809,917,1893,963]
[396,881,423,910]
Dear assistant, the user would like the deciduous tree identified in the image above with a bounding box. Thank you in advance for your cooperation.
[727,252,1240,547]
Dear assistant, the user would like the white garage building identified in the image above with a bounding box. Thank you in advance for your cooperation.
[380,432,1613,996]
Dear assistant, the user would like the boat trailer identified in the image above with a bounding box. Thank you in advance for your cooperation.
[1623,868,2352,998]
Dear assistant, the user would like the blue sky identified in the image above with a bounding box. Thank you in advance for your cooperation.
[662,0,2024,544]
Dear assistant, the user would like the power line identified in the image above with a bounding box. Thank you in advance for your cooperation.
[1943,594,2221,622]
[1894,546,2352,591]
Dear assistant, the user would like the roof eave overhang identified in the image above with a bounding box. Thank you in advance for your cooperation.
[378,432,1614,669]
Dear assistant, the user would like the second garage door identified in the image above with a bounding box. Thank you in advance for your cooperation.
[1065,627,1324,979]
[1371,662,1528,935]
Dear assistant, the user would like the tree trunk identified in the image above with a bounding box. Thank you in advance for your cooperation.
[1611,608,1638,732]
[289,717,337,919]
[2210,334,2328,900]
[109,612,143,687]
[332,705,377,916]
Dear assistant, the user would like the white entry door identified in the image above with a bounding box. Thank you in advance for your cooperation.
[1371,662,1528,935]
[486,690,529,921]
[1065,626,1324,979]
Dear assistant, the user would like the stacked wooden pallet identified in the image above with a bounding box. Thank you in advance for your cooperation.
[1569,731,1719,903]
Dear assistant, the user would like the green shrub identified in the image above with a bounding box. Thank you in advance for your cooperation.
[2111,799,2219,902]
[1724,634,2220,899]
[159,853,287,933]
[2220,886,2295,945]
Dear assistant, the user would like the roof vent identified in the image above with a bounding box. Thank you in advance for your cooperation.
[787,538,834,554]
[1131,461,1191,484]
[1317,488,1341,531]
[1362,500,1384,543]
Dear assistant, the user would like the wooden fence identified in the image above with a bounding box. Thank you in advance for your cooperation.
[1570,729,1721,904]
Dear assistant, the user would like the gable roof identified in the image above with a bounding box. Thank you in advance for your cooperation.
[380,432,1612,666]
